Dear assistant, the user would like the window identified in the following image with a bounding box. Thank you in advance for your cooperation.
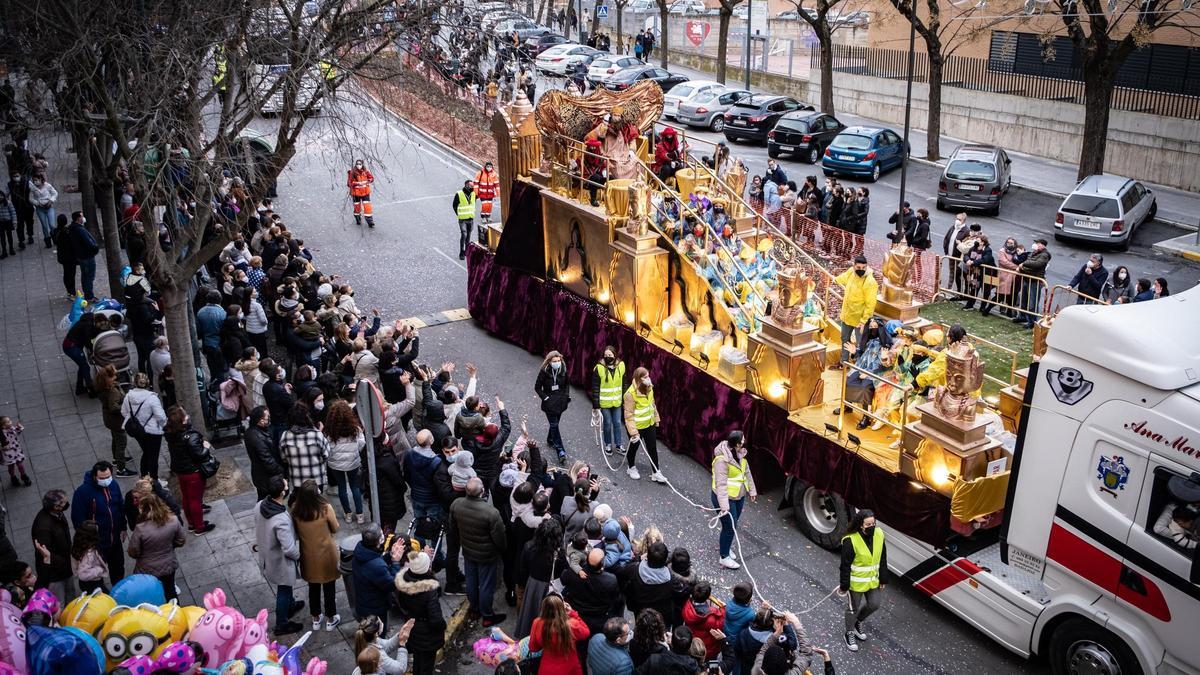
[1144,468,1200,557]
[1120,189,1139,215]
[822,116,841,131]
[831,134,872,150]
[1061,195,1120,219]
[883,130,901,145]
[946,160,996,182]
[718,92,740,105]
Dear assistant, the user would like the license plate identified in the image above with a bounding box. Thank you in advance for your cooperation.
[731,119,745,125]
[778,145,794,151]
[1074,219,1101,230]
[957,184,981,191]
[839,155,855,161]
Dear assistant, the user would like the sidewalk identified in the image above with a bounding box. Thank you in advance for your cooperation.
[663,59,1200,230]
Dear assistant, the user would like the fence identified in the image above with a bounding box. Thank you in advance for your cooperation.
[935,254,1050,320]
[822,44,1200,120]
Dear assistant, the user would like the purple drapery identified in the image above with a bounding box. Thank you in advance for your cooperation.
[467,246,952,546]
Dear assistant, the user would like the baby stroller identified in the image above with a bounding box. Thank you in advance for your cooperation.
[89,329,132,388]
[205,372,246,443]
[406,515,445,572]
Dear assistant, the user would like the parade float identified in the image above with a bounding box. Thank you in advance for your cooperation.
[469,82,1029,547]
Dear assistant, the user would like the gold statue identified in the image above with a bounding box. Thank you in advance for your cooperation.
[625,180,651,236]
[933,341,985,422]
[771,266,814,329]
[533,81,664,177]
[1032,315,1053,361]
[881,243,915,304]
[723,160,747,216]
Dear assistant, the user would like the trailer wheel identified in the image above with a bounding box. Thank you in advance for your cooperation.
[790,479,850,551]
[1048,618,1142,675]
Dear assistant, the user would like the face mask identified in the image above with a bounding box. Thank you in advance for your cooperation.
[551,361,562,371]
[278,368,287,381]
[604,356,614,365]
[96,477,113,487]
[1086,261,1094,269]
[1118,272,1127,280]
[314,401,324,411]
[855,268,866,277]
[642,377,652,387]
[1005,243,1015,252]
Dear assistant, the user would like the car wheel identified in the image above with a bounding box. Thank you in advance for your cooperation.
[1148,201,1158,221]
[1048,618,1142,675]
[724,134,737,143]
[869,163,881,182]
[935,199,945,211]
[990,199,1001,217]
[768,147,780,159]
[823,169,835,177]
[808,146,820,164]
[789,479,850,551]
[710,117,724,133]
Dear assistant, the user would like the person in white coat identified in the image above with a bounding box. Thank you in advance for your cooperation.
[121,373,168,479]
[28,175,58,248]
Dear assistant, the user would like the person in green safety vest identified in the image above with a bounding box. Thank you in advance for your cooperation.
[450,180,476,260]
[837,509,887,653]
[709,431,757,570]
[622,367,664,483]
[589,346,626,457]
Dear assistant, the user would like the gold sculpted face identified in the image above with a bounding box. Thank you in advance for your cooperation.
[770,266,811,329]
[933,341,984,422]
[882,243,915,288]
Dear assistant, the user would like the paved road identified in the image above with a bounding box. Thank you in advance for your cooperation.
[278,99,1047,674]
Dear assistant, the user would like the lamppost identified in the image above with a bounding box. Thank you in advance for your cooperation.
[743,0,752,90]
[896,18,916,222]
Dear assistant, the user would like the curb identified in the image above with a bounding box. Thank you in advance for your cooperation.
[1150,236,1200,263]
[437,598,471,665]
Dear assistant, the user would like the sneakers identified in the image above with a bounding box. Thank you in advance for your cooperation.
[275,621,304,636]
[603,445,614,457]
[481,613,507,627]
[556,450,567,464]
[870,419,885,431]
[615,444,627,455]
[649,471,667,484]
[344,512,353,524]
[852,623,867,641]
[719,556,741,569]
[191,523,216,535]
[312,615,324,631]
[443,583,466,596]
[626,466,641,480]
[115,467,137,477]
[356,513,366,524]
[844,632,859,652]
[326,614,341,632]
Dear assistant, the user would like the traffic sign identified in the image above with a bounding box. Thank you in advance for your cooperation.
[356,379,385,437]
[596,4,609,17]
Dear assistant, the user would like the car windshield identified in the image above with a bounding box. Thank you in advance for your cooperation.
[945,159,996,182]
[1062,195,1120,219]
[830,134,873,150]
[671,84,695,97]
[774,119,810,133]
[592,58,613,68]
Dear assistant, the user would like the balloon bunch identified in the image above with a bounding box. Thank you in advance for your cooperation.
[0,576,328,675]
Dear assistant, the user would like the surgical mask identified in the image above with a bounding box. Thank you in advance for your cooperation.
[551,361,562,371]
[641,377,651,387]
[314,401,325,411]
[1118,271,1127,280]
[278,368,287,381]
[96,477,113,488]
[604,356,615,365]
[1086,261,1094,269]
[855,268,866,277]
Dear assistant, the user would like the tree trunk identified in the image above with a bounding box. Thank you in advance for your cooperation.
[1078,65,1115,179]
[590,6,601,38]
[658,6,669,68]
[526,0,534,16]
[74,126,98,231]
[94,177,125,298]
[716,9,731,84]
[925,53,943,161]
[162,286,207,434]
[818,30,834,114]
[616,7,623,53]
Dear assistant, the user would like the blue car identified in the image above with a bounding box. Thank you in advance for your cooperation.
[821,127,909,183]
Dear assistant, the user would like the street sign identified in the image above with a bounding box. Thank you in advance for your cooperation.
[356,379,385,525]
[596,5,609,18]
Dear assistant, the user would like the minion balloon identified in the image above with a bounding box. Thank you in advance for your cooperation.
[99,603,174,669]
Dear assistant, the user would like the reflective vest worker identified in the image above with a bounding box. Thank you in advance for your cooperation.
[347,160,376,228]
[589,347,626,456]
[838,509,887,653]
[710,430,756,570]
[622,367,663,484]
[473,162,499,224]
[834,254,878,364]
[451,180,476,260]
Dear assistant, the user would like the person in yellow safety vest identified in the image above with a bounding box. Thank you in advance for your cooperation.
[710,430,757,570]
[834,254,878,366]
[622,366,664,483]
[837,509,887,653]
[450,179,476,260]
[590,346,626,457]
[212,46,228,103]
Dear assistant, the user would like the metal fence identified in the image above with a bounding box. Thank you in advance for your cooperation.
[821,44,1200,120]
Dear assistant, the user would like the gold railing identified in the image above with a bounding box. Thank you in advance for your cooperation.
[929,321,1020,401]
[837,362,914,437]
[935,254,1051,319]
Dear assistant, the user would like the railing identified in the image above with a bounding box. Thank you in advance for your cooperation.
[1046,283,1109,315]
[935,254,1051,319]
[822,44,1200,120]
[929,321,1020,401]
[837,362,913,438]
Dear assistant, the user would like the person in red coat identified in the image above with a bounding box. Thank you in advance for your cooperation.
[529,593,591,675]
[681,580,726,660]
[347,159,376,228]
[652,127,685,185]
[473,162,499,227]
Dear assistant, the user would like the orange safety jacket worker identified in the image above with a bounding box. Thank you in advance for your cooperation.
[474,164,499,222]
[347,163,376,227]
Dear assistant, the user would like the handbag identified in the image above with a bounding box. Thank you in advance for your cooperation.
[199,448,221,479]
[123,399,148,438]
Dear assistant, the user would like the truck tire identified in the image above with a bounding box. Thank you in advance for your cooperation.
[1048,618,1142,675]
[790,479,850,551]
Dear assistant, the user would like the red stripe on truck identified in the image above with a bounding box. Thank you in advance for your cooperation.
[914,558,983,597]
[1047,523,1171,622]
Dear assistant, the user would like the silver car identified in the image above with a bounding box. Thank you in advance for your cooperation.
[1055,174,1157,250]
[676,88,750,132]
[937,145,1012,215]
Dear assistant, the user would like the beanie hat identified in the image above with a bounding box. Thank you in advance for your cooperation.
[760,643,791,675]
[408,552,432,575]
[593,503,613,523]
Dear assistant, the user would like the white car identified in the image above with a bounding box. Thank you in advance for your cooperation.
[669,0,706,14]
[587,55,644,87]
[536,44,601,75]
[662,79,726,120]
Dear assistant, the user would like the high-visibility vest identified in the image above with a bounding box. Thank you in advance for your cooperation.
[595,362,624,408]
[626,384,655,430]
[843,528,885,592]
[474,169,499,199]
[455,190,476,220]
[711,454,750,498]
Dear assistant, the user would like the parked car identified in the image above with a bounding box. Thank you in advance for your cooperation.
[497,19,551,40]
[524,33,570,57]
[628,0,657,12]
[669,0,707,14]
[677,88,751,132]
[535,44,602,75]
[603,65,689,92]
[937,144,1012,215]
[777,9,818,20]
[587,55,644,87]
[1055,174,1156,249]
[662,79,725,120]
[767,111,846,163]
[482,11,522,32]
[721,94,812,144]
[821,126,908,182]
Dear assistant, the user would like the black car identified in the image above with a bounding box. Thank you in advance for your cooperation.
[722,94,813,144]
[603,65,689,93]
[767,112,846,164]
[523,32,569,57]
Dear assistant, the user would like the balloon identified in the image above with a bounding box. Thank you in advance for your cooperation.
[25,625,103,675]
[118,640,196,674]
[98,603,173,669]
[60,626,105,670]
[159,600,204,644]
[112,574,166,607]
[189,589,269,670]
[59,590,117,637]
[0,590,26,673]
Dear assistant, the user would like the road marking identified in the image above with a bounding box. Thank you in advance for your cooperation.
[397,307,472,329]
[432,245,468,271]
[375,193,456,206]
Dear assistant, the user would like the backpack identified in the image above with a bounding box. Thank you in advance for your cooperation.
[123,398,147,438]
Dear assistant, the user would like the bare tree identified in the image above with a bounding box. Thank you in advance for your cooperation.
[715,0,747,84]
[789,0,864,113]
[6,0,412,431]
[1042,0,1198,178]
[655,0,671,67]
[614,0,632,52]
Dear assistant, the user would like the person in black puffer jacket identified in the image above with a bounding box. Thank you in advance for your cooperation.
[419,380,451,447]
[394,551,445,675]
[245,406,284,500]
[163,406,213,535]
[374,441,406,534]
[461,403,511,493]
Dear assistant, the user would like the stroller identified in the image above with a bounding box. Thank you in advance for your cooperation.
[205,373,246,443]
[89,329,132,388]
[406,515,446,572]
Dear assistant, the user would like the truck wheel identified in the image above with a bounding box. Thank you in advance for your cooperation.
[1048,618,1142,675]
[790,479,850,551]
